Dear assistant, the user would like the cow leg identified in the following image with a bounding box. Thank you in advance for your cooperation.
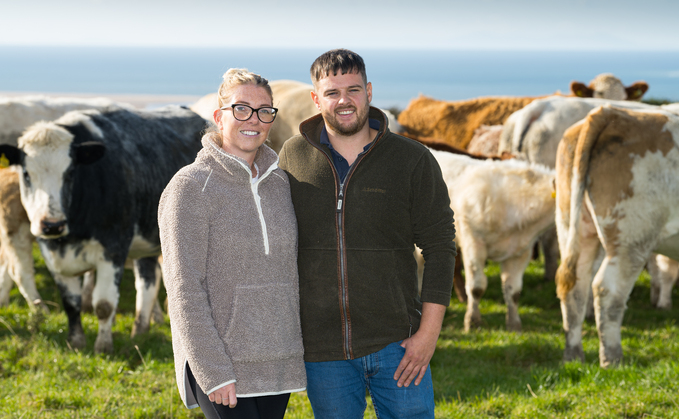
[463,241,488,332]
[561,234,600,363]
[585,245,605,320]
[53,274,87,350]
[81,270,95,313]
[92,262,123,354]
[453,252,467,303]
[0,265,12,305]
[131,256,161,337]
[500,246,532,332]
[592,252,646,368]
[647,253,679,310]
[540,227,560,282]
[1,222,46,312]
[151,261,165,324]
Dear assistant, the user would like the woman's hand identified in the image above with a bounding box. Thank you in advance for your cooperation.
[208,383,237,408]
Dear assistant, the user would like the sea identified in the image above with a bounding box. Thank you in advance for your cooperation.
[1,46,679,110]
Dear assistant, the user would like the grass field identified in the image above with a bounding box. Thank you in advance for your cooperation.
[0,246,677,418]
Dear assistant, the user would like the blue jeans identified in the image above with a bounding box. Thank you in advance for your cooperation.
[305,341,435,419]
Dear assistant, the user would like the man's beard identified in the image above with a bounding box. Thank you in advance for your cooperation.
[323,104,369,137]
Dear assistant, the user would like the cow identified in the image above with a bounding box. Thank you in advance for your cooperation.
[397,74,649,152]
[421,144,556,331]
[0,105,206,353]
[467,124,504,156]
[0,96,131,147]
[0,169,42,310]
[190,80,402,153]
[555,105,679,367]
[570,73,648,101]
[498,97,679,285]
[0,96,134,310]
[498,96,661,169]
[646,253,679,310]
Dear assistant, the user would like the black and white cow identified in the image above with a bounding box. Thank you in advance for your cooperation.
[0,105,205,353]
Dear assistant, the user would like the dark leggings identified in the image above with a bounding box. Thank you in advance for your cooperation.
[186,364,291,419]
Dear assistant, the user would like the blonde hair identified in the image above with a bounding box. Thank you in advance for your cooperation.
[217,68,273,108]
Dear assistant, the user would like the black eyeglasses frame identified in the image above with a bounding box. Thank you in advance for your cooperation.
[220,104,279,124]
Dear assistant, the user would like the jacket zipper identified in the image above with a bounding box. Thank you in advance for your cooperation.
[336,182,350,358]
[251,163,277,255]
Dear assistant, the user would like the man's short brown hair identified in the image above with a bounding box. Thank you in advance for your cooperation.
[310,49,367,88]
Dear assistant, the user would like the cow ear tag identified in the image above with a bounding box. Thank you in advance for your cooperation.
[0,153,9,168]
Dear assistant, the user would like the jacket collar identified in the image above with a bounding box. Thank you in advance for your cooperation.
[199,133,279,181]
[299,106,390,151]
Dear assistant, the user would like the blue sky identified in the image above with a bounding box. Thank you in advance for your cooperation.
[2,0,679,50]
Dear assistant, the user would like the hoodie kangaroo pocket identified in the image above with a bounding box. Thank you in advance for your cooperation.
[223,283,304,363]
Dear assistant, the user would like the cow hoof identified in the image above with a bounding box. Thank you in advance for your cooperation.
[563,345,585,363]
[600,345,623,368]
[151,301,165,324]
[464,311,482,332]
[94,335,114,354]
[131,320,150,338]
[69,332,87,350]
[656,302,672,311]
[506,320,522,332]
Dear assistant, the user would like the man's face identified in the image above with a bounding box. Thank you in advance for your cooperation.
[311,71,372,137]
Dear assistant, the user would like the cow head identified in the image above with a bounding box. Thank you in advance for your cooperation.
[570,73,649,101]
[0,114,105,239]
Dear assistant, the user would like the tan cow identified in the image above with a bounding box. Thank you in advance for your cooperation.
[0,169,44,311]
[398,74,648,151]
[425,147,556,331]
[189,80,316,153]
[555,105,679,367]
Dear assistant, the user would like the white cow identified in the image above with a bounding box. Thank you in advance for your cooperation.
[498,96,664,169]
[555,105,679,367]
[0,96,131,146]
[426,146,556,331]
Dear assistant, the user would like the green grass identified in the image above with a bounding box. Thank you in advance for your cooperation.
[0,247,677,418]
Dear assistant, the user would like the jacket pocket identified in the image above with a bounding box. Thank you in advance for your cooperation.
[223,283,304,363]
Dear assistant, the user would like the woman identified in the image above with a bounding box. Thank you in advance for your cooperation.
[158,68,306,419]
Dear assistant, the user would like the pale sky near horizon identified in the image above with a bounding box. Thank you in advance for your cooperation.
[1,0,679,50]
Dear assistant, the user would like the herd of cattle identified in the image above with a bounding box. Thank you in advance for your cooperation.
[0,73,677,367]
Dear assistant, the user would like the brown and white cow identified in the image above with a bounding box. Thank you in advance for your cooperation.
[0,169,42,310]
[425,147,556,331]
[570,73,648,101]
[555,105,679,367]
[398,74,649,152]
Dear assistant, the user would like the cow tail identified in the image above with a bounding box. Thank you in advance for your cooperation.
[513,99,550,154]
[556,105,613,300]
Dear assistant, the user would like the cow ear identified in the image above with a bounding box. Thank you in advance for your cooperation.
[570,81,594,98]
[625,82,649,101]
[73,141,106,165]
[0,144,23,167]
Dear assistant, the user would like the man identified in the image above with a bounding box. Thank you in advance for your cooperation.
[278,49,456,418]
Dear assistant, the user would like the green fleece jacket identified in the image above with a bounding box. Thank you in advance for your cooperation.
[279,107,456,362]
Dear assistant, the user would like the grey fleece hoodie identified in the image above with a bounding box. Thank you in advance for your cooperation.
[158,134,306,409]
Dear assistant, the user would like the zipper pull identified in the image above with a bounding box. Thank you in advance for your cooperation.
[337,184,344,212]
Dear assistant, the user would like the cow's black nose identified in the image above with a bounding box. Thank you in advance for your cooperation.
[41,220,67,236]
